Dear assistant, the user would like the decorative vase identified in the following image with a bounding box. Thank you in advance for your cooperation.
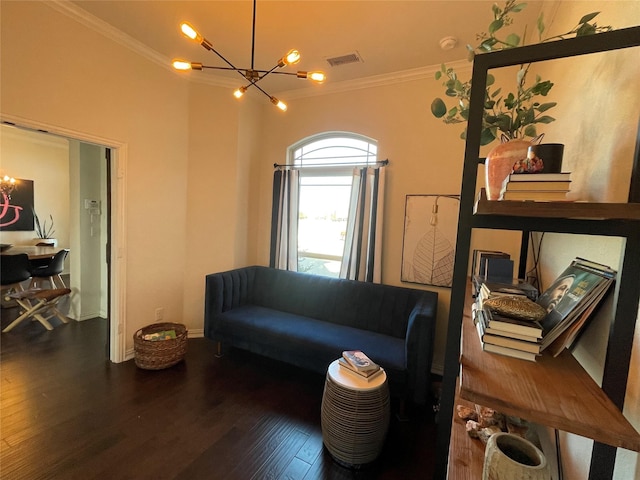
[34,238,58,247]
[485,135,543,200]
[483,433,550,480]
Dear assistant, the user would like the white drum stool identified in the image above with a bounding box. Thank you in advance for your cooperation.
[320,359,390,467]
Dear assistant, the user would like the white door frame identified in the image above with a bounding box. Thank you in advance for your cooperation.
[1,113,127,363]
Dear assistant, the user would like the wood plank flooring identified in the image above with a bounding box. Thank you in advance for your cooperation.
[1,312,437,479]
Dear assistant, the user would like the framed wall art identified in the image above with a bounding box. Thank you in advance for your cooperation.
[401,194,460,287]
[0,178,34,231]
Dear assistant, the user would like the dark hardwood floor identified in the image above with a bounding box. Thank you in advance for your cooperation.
[1,309,437,479]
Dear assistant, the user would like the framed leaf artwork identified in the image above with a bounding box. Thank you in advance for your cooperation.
[401,194,460,287]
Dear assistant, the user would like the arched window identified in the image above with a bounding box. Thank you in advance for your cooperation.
[287,132,378,277]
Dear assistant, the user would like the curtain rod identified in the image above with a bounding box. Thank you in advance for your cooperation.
[274,159,389,169]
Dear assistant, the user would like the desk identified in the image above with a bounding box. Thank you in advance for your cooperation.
[0,246,62,260]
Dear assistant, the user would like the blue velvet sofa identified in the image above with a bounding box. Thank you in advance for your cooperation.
[204,266,438,405]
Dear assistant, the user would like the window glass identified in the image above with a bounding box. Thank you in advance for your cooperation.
[290,133,377,277]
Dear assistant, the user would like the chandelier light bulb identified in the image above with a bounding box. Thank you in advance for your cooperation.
[180,22,213,50]
[271,97,287,111]
[180,22,199,41]
[279,49,301,67]
[172,59,192,71]
[308,71,326,83]
[234,86,247,98]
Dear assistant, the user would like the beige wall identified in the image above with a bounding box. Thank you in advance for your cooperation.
[0,127,70,247]
[0,1,243,346]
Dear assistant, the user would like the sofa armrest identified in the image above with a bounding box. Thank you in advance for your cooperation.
[204,266,258,339]
[405,291,438,405]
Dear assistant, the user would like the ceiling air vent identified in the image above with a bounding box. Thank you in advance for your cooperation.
[325,51,363,67]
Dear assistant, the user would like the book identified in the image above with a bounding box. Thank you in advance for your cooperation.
[501,180,572,192]
[478,305,543,338]
[143,329,176,341]
[506,172,571,182]
[500,190,569,201]
[472,250,510,277]
[473,276,539,301]
[475,307,541,343]
[476,312,541,353]
[338,358,383,381]
[537,258,616,351]
[341,350,379,373]
[481,342,539,362]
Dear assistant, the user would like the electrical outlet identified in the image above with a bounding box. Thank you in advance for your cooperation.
[155,307,164,321]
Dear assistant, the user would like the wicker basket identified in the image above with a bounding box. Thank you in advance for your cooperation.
[133,322,188,370]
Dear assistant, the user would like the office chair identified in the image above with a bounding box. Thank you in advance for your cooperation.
[29,249,69,289]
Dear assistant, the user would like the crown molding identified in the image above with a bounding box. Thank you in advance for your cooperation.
[46,0,237,89]
[46,0,471,98]
[281,60,471,100]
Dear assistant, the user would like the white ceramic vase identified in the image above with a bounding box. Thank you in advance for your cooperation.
[483,432,550,480]
[33,238,58,247]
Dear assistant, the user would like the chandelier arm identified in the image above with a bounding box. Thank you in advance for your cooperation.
[251,0,257,70]
[249,81,273,100]
[201,66,240,71]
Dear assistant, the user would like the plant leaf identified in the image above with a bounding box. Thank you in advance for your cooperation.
[480,128,496,146]
[579,12,600,24]
[511,3,527,13]
[489,19,504,34]
[435,71,442,80]
[523,125,538,137]
[577,23,596,36]
[431,98,447,118]
[506,33,521,47]
[537,13,545,37]
[536,102,557,112]
[535,115,556,124]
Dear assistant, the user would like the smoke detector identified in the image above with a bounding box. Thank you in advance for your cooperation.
[439,36,458,50]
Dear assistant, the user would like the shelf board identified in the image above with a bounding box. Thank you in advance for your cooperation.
[459,300,640,452]
[474,188,640,220]
[447,388,485,479]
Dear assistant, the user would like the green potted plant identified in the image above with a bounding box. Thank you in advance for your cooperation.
[33,208,57,246]
[430,1,612,199]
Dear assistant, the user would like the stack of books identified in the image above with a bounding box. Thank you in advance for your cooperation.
[339,350,384,382]
[473,257,616,360]
[472,276,539,301]
[473,285,543,362]
[499,172,571,201]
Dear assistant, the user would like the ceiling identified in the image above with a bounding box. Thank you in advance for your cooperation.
[68,0,545,95]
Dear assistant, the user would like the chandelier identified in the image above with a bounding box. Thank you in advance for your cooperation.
[0,175,16,199]
[172,0,326,111]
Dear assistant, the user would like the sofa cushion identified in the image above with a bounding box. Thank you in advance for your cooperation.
[248,267,423,339]
[214,305,407,382]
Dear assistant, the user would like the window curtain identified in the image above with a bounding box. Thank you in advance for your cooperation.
[269,168,299,271]
[340,166,385,282]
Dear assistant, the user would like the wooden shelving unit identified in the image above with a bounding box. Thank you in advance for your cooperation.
[435,26,640,480]
[459,290,640,452]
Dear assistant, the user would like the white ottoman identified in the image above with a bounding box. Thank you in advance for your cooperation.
[321,359,390,466]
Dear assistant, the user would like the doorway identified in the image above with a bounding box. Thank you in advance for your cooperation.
[0,118,126,362]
